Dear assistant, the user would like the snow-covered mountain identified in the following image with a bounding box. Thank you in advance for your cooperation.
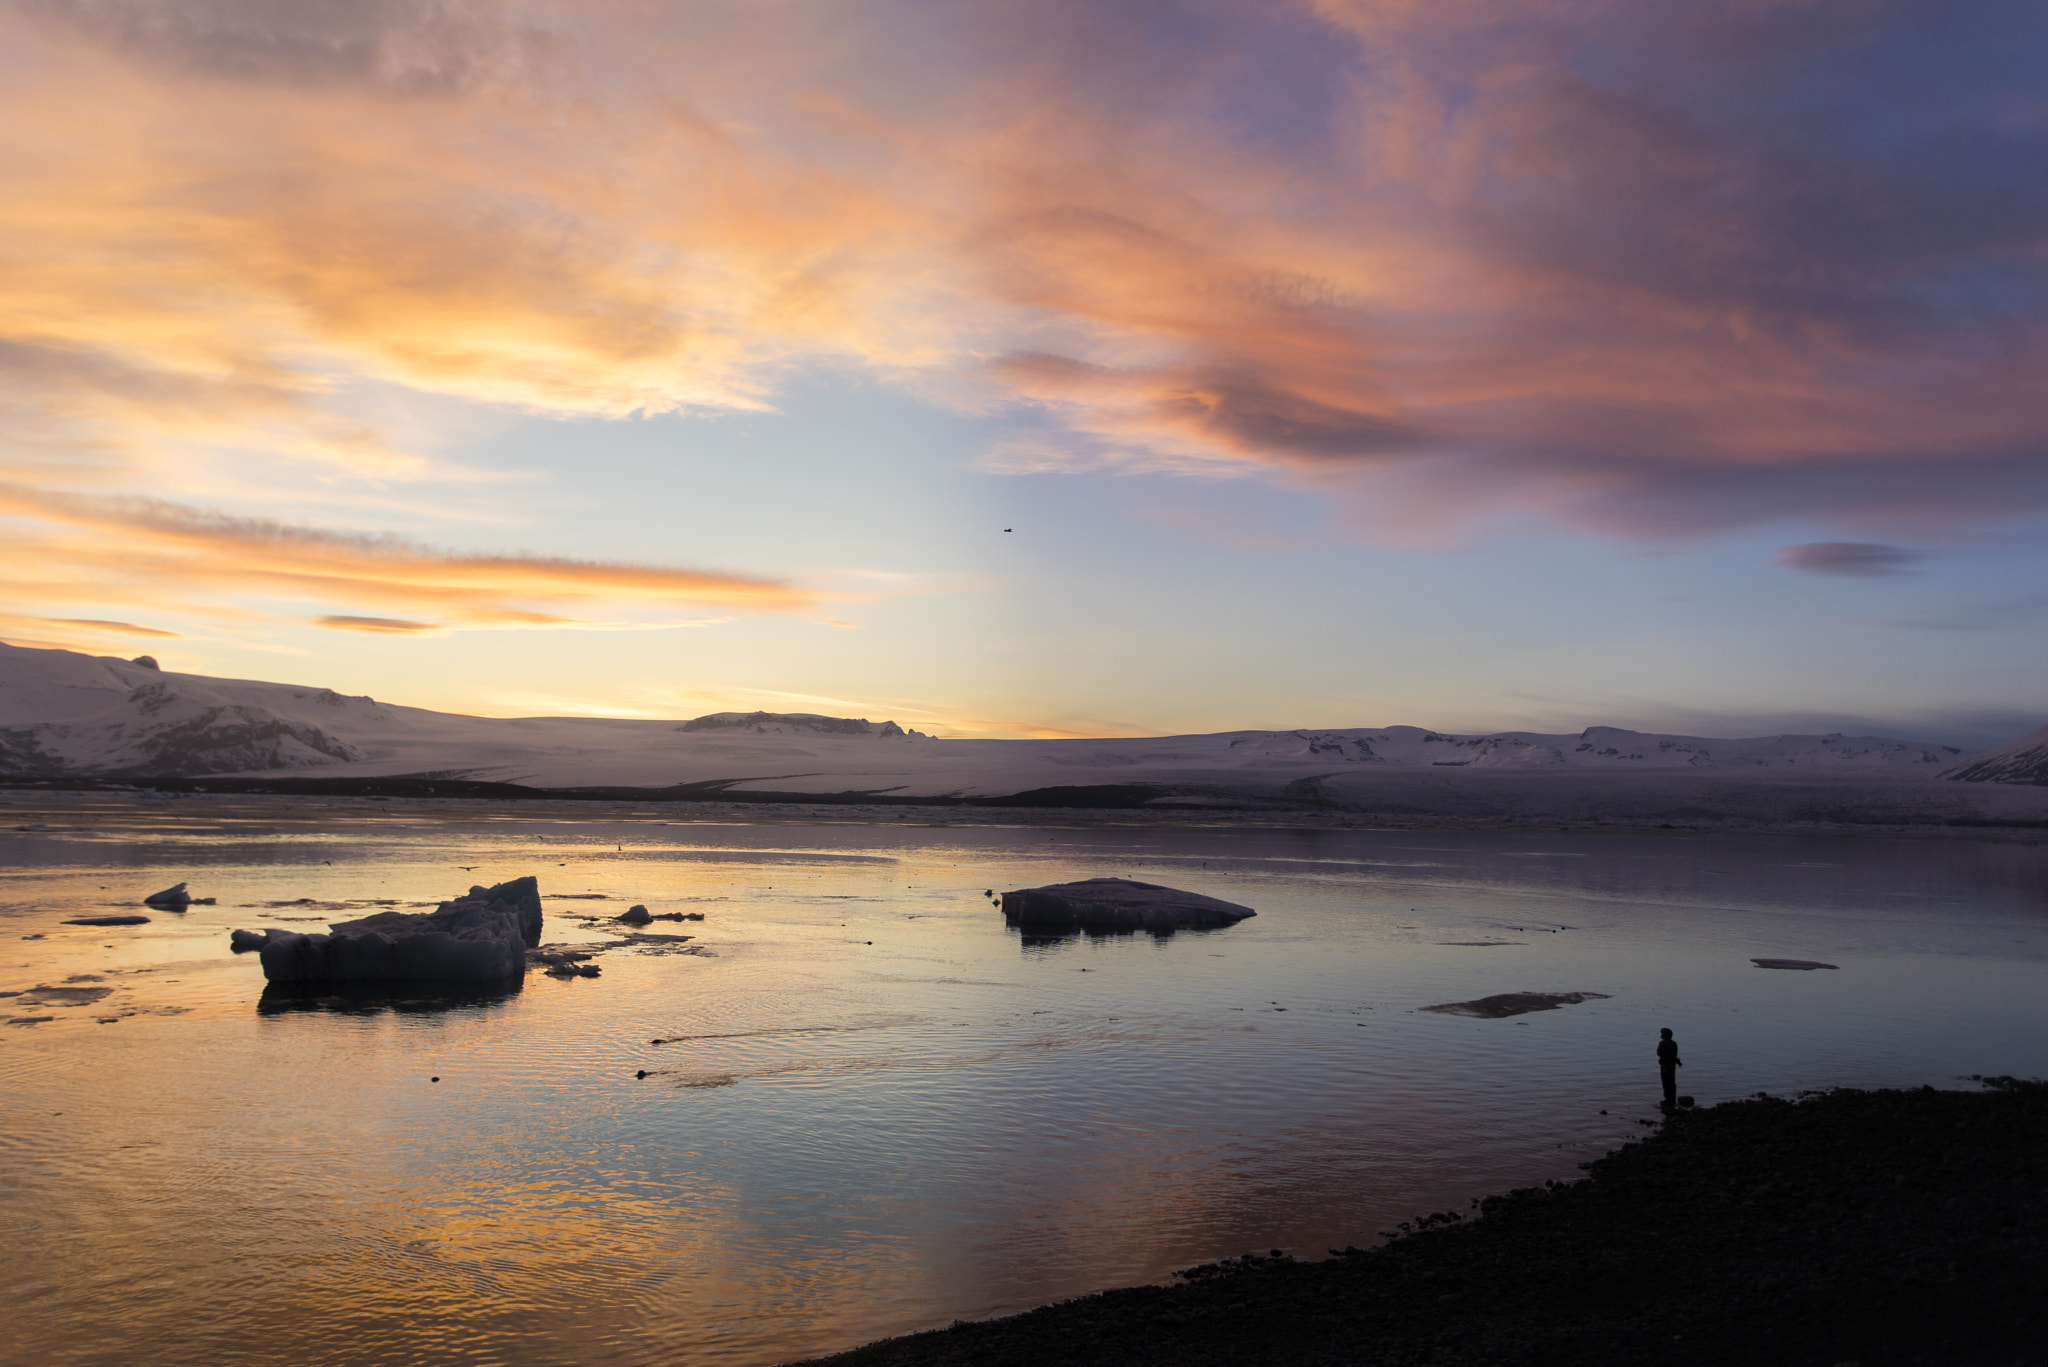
[1940,723,2048,785]
[0,643,1991,799]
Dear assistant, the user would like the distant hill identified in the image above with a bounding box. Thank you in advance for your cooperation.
[0,642,1993,806]
[1941,723,2048,784]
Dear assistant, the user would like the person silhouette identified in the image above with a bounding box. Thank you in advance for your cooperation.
[1657,1028,1682,1108]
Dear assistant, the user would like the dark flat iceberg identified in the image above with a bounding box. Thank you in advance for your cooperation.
[238,877,543,984]
[999,878,1255,932]
[1420,991,1610,1018]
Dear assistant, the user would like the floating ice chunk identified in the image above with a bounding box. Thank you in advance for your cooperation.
[1420,991,1611,1018]
[15,984,115,1007]
[246,876,543,984]
[616,904,691,924]
[998,878,1255,932]
[439,877,542,945]
[143,883,192,908]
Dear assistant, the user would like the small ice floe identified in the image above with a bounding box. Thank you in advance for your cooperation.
[234,877,543,984]
[1420,991,1611,1019]
[1751,958,1840,971]
[616,905,695,925]
[614,933,712,957]
[143,883,192,909]
[606,930,712,963]
[998,878,1255,932]
[63,915,150,926]
[9,984,115,1007]
[530,948,603,978]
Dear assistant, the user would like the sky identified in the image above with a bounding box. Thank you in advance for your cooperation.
[3,0,2047,746]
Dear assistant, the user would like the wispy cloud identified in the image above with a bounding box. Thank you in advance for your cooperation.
[42,616,181,638]
[1775,543,1924,577]
[1880,594,2048,633]
[313,615,439,634]
[0,612,183,653]
[0,483,819,627]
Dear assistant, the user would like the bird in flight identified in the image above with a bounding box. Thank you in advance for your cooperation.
[455,865,478,872]
[1003,527,1012,532]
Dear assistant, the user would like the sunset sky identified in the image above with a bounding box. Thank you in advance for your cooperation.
[3,0,2046,743]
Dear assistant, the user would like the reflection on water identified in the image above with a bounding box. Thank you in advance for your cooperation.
[1014,926,1206,948]
[255,980,527,1016]
[3,795,2047,1367]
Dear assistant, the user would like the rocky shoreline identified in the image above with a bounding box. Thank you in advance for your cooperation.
[792,1081,2046,1367]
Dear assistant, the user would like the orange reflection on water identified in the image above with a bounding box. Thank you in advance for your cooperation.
[5,794,2048,1366]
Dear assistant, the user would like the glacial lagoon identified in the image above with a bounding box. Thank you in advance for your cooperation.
[5,794,2047,1367]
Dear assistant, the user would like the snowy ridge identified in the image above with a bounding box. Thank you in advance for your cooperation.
[0,647,382,776]
[1206,725,1965,770]
[1939,723,2048,785]
[0,643,1999,797]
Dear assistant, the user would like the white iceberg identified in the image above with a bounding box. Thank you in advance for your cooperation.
[999,877,1255,931]
[241,877,543,984]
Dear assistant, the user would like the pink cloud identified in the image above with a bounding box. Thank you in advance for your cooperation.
[0,0,2044,562]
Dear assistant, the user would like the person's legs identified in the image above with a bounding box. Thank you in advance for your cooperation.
[1660,1064,1677,1107]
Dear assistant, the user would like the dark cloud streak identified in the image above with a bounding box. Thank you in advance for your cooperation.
[1775,543,1924,577]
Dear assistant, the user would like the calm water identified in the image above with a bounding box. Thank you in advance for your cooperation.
[4,795,2047,1367]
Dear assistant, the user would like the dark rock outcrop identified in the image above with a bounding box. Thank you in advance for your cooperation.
[999,878,1255,932]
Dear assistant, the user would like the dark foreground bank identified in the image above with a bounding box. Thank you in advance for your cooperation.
[793,1081,2046,1367]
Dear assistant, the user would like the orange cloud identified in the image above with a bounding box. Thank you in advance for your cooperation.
[0,612,182,654]
[0,483,819,626]
[42,617,181,638]
[314,615,440,633]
